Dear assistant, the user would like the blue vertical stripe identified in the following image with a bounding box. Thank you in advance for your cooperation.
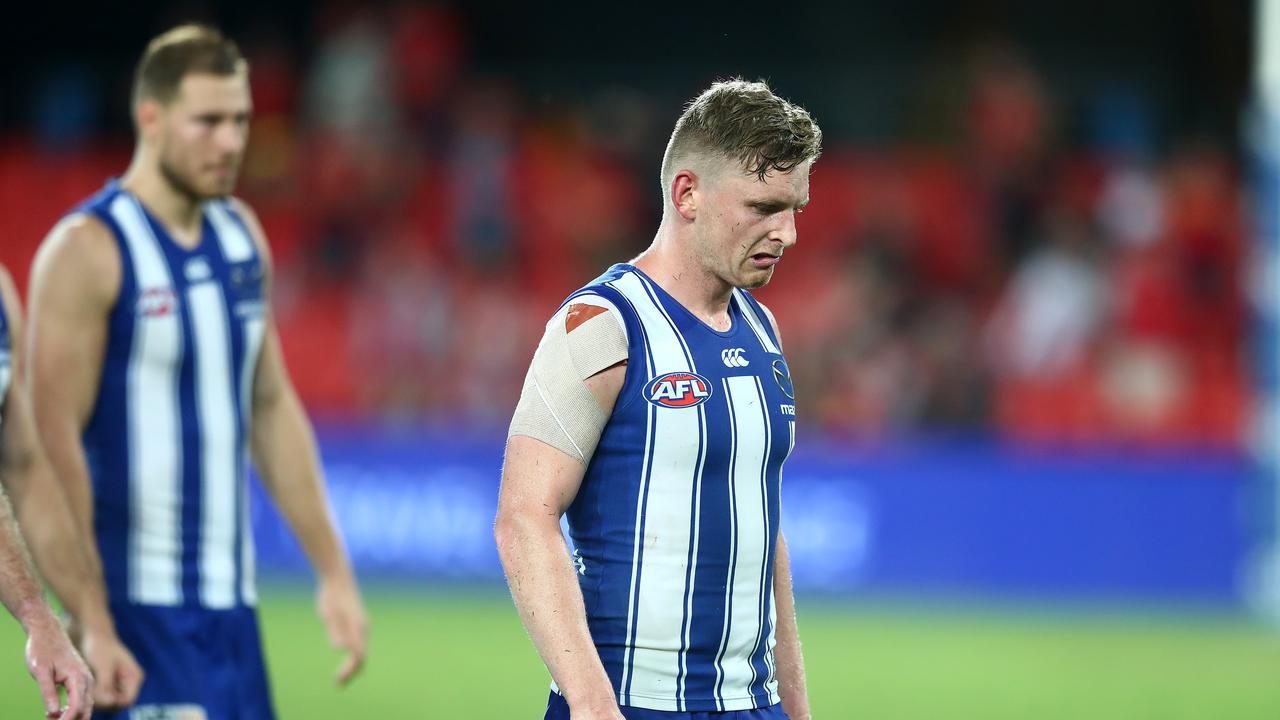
[82,200,138,604]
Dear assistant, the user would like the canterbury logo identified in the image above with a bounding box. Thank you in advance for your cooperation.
[722,348,749,368]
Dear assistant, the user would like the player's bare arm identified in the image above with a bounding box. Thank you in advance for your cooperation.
[497,303,627,720]
[27,215,118,543]
[0,484,93,720]
[772,531,811,720]
[235,198,369,686]
[25,223,147,709]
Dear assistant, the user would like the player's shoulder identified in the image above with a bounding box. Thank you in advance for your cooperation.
[39,211,119,265]
[221,195,272,265]
[756,301,781,339]
[0,262,18,318]
[30,212,122,306]
[734,287,783,346]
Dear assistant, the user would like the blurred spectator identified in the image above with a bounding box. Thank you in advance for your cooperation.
[0,22,1249,446]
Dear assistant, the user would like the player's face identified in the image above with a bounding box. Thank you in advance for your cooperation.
[692,161,811,290]
[154,72,252,200]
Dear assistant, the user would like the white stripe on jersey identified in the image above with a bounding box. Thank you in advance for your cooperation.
[189,280,238,608]
[110,196,184,606]
[748,377,775,703]
[733,289,780,355]
[713,376,741,710]
[205,202,255,263]
[716,375,772,707]
[611,271,700,710]
[676,400,708,711]
[239,316,265,605]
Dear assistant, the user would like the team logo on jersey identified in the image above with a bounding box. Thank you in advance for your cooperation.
[184,256,212,281]
[645,371,713,408]
[136,287,178,318]
[721,348,749,368]
[772,359,795,399]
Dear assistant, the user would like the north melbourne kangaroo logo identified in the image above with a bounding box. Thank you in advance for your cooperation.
[722,348,749,368]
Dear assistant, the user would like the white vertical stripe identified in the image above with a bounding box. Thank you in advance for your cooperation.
[611,272,697,711]
[713,378,740,710]
[0,351,11,413]
[205,202,254,262]
[110,196,184,606]
[676,407,707,710]
[718,375,771,704]
[766,596,779,702]
[239,316,265,605]
[189,281,238,608]
[748,377,772,697]
[733,290,780,355]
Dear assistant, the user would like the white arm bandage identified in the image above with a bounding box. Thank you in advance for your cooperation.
[507,302,629,465]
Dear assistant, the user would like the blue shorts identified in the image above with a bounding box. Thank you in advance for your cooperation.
[96,602,275,720]
[545,691,790,720]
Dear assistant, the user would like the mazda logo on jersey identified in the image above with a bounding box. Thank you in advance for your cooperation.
[772,359,795,399]
[645,371,713,408]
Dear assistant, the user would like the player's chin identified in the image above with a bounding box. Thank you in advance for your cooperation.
[737,267,776,289]
[200,180,237,200]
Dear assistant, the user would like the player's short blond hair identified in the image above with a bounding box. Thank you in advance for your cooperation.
[132,24,246,108]
[660,79,822,194]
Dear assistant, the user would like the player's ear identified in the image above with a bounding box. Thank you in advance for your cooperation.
[671,169,699,221]
[135,99,163,142]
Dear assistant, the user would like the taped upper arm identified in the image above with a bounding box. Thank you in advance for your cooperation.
[506,299,629,465]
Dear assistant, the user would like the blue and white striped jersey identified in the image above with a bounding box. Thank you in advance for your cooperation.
[76,180,266,610]
[557,264,796,712]
[0,288,10,427]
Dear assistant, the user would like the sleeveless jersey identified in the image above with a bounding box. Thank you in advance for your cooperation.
[557,264,796,712]
[0,288,10,431]
[77,180,266,609]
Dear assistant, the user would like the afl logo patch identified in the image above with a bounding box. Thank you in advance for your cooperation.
[645,371,713,409]
[136,287,178,318]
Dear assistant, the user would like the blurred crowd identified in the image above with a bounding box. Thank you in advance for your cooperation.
[0,5,1248,444]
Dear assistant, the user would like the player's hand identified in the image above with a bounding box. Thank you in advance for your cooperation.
[79,626,144,710]
[24,612,92,720]
[316,573,368,686]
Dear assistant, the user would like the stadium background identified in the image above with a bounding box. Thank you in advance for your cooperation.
[2,1,1278,717]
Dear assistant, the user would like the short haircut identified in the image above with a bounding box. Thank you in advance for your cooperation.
[131,24,246,108]
[661,78,822,194]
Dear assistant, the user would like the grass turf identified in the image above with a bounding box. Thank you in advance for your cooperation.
[0,587,1277,718]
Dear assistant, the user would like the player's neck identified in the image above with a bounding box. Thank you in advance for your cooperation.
[633,231,733,330]
[120,158,205,249]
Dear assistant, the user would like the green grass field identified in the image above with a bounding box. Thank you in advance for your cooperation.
[1,586,1278,718]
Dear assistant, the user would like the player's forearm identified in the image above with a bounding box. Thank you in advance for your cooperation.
[14,485,114,634]
[495,510,618,711]
[773,532,811,720]
[252,390,352,583]
[0,489,58,632]
[2,426,114,633]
